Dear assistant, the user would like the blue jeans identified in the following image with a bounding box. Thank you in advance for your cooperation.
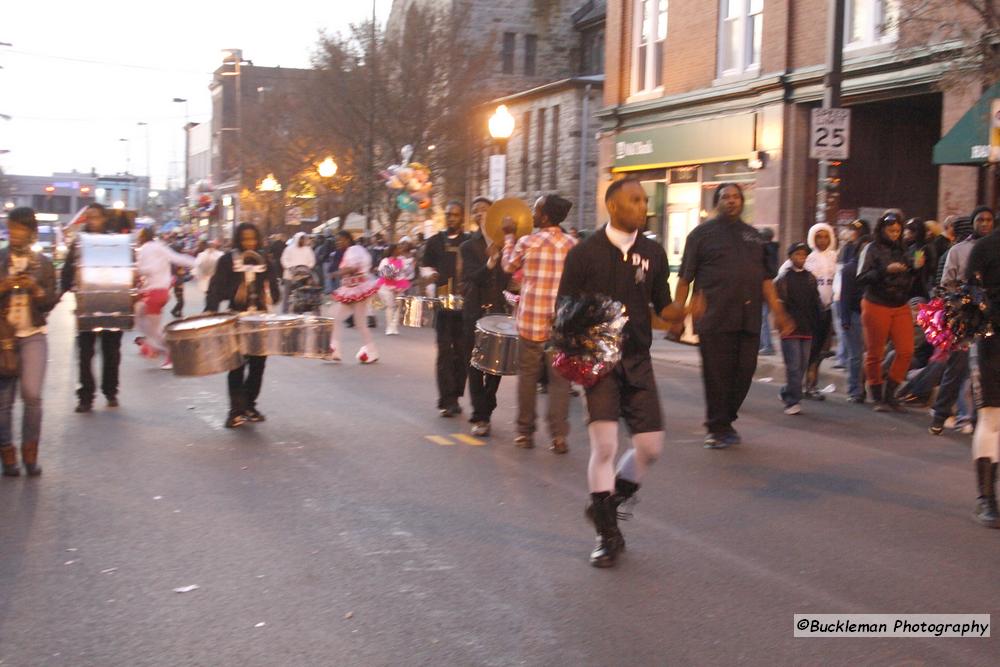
[832,300,847,365]
[0,334,47,445]
[780,338,812,406]
[931,348,969,421]
[760,303,774,353]
[844,310,864,399]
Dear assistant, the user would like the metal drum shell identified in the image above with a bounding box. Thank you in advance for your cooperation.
[398,296,437,328]
[75,233,136,332]
[471,315,519,376]
[164,314,243,377]
[298,316,335,358]
[437,294,465,311]
[237,314,305,356]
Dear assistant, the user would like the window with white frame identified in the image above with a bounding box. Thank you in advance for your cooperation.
[718,0,762,77]
[846,0,899,48]
[632,0,667,94]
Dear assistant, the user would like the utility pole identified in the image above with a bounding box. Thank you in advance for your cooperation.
[365,0,377,237]
[815,0,846,225]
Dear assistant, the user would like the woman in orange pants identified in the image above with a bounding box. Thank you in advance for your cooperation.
[857,211,924,412]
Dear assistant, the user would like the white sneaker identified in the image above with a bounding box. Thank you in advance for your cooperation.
[356,346,379,364]
[944,416,957,429]
[327,347,342,362]
[160,359,174,370]
[784,404,801,415]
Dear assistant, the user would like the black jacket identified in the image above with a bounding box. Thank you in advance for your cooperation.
[460,232,508,322]
[837,239,868,325]
[421,231,470,289]
[857,223,916,308]
[774,268,821,337]
[558,226,671,359]
[0,249,60,328]
[205,251,281,313]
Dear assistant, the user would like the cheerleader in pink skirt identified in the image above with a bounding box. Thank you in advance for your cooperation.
[376,243,414,335]
[331,232,379,363]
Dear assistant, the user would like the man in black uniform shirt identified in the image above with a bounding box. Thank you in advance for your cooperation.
[460,196,509,436]
[422,201,471,416]
[672,183,793,449]
[558,179,699,568]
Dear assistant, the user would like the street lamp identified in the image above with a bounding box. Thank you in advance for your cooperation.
[318,156,338,178]
[488,105,515,201]
[257,173,282,236]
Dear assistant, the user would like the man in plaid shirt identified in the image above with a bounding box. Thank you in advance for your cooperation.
[501,195,576,452]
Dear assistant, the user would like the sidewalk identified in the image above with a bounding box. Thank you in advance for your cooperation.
[649,336,848,394]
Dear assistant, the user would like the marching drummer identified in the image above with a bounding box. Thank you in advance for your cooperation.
[422,202,471,417]
[60,203,129,413]
[205,222,281,428]
[135,227,196,370]
[501,194,576,453]
[460,196,509,437]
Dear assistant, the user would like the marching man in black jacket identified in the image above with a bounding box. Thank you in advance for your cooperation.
[558,179,701,568]
[206,222,281,428]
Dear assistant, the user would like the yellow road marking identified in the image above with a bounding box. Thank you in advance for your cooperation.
[452,434,485,446]
[425,435,455,446]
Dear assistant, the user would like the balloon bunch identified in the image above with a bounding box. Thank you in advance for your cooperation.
[550,294,628,388]
[381,154,433,213]
[918,284,993,353]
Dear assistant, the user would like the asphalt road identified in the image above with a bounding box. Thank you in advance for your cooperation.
[0,291,997,666]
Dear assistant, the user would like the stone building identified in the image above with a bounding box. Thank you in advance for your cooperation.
[600,0,989,257]
[388,0,607,228]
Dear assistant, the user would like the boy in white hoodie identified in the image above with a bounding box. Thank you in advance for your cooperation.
[778,222,838,399]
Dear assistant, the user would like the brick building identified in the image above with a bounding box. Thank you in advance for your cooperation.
[600,0,988,258]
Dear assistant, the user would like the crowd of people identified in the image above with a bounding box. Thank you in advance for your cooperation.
[0,186,998,573]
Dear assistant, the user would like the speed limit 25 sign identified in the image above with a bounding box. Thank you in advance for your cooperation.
[810,108,851,160]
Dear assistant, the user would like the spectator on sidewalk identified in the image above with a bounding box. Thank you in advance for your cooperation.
[759,227,779,356]
[837,219,871,403]
[857,211,924,412]
[774,242,821,415]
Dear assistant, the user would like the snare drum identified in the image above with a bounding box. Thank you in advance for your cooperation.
[297,316,336,358]
[398,296,437,328]
[237,313,305,356]
[75,232,136,331]
[164,313,243,376]
[471,315,519,376]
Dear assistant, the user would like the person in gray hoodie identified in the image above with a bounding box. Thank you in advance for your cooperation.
[929,207,995,435]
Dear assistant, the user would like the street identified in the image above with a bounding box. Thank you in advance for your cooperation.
[0,290,997,667]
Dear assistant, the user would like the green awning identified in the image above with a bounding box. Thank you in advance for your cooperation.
[933,81,1000,166]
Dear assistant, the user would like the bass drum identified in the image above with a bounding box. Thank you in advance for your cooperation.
[237,313,304,356]
[165,313,243,377]
[397,296,437,328]
[471,315,519,376]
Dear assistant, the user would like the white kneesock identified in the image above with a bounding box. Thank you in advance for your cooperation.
[617,431,664,484]
[972,406,1000,462]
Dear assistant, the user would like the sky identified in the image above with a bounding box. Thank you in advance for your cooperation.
[0,0,394,189]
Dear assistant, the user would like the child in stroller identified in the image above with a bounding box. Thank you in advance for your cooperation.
[288,265,324,314]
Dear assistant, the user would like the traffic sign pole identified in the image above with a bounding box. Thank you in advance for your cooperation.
[815,0,846,226]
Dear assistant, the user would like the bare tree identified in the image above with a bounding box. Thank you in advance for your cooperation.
[899,0,1000,87]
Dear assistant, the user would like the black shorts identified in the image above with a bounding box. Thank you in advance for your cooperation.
[584,355,663,434]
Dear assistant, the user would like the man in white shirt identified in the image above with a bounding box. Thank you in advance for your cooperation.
[135,228,196,369]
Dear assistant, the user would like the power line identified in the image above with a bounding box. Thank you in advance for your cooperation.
[5,49,213,75]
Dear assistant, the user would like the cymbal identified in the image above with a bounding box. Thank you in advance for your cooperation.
[484,198,533,246]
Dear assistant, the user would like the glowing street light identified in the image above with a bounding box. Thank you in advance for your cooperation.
[258,173,281,192]
[317,156,338,178]
[487,105,515,200]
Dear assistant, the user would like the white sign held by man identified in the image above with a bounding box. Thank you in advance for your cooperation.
[810,108,851,160]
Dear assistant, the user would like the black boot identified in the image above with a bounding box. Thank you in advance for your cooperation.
[885,380,905,412]
[974,458,999,528]
[870,384,888,412]
[586,492,622,568]
[585,479,639,551]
